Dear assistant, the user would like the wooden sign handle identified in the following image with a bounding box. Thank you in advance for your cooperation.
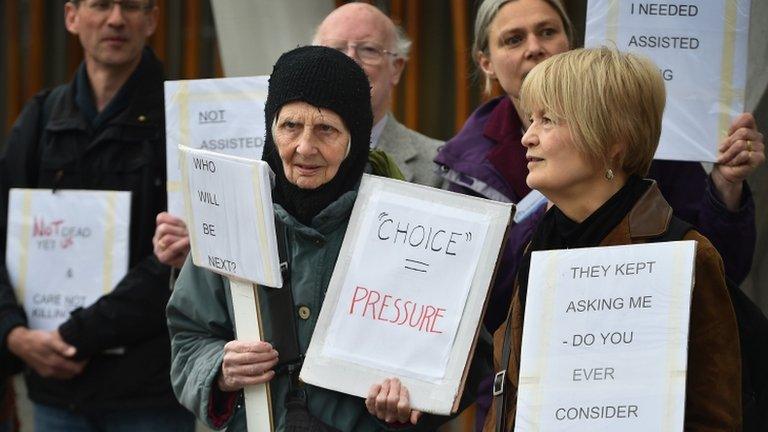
[229,278,274,431]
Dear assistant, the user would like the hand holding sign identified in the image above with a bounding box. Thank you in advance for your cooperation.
[179,146,281,431]
[712,113,766,210]
[153,212,190,269]
[366,378,423,425]
[218,340,279,391]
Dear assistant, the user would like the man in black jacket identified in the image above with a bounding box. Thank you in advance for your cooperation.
[0,1,194,430]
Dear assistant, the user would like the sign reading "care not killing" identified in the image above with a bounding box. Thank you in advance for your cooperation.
[586,0,750,162]
[5,189,130,331]
[515,241,697,432]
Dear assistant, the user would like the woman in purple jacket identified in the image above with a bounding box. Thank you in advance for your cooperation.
[435,0,764,334]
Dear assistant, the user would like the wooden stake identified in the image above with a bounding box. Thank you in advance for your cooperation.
[229,278,274,431]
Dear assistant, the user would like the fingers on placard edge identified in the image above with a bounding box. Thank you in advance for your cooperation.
[411,410,423,425]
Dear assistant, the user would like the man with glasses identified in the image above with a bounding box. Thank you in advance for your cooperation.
[314,2,444,187]
[0,1,194,430]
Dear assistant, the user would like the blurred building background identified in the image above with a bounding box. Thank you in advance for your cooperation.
[1,1,767,431]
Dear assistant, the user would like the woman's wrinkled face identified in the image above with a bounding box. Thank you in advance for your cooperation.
[478,0,570,99]
[273,101,350,189]
[521,110,603,199]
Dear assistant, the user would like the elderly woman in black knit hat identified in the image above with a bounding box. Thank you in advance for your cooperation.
[165,46,470,431]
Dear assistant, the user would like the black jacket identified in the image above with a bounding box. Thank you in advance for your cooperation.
[0,49,178,411]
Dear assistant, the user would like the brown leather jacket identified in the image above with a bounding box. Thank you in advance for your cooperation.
[485,182,742,431]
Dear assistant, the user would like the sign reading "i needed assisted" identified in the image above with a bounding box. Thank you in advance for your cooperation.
[586,0,750,162]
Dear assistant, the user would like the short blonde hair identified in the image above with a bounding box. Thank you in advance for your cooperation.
[520,47,666,176]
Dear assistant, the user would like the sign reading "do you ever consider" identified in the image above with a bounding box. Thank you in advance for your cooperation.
[515,241,697,432]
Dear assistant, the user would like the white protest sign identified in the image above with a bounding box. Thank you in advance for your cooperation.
[179,146,281,431]
[324,191,488,381]
[179,146,281,288]
[165,76,268,217]
[585,0,750,162]
[515,241,697,432]
[5,189,129,331]
[302,175,513,415]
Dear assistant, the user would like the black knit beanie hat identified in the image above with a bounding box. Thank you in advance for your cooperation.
[262,45,373,224]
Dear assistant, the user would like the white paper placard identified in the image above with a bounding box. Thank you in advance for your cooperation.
[515,241,697,432]
[179,146,281,288]
[301,175,514,415]
[585,0,750,162]
[5,189,130,331]
[165,76,268,218]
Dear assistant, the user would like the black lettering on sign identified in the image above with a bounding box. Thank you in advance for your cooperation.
[197,190,220,206]
[198,110,226,124]
[207,255,237,272]
[631,3,699,17]
[600,331,634,345]
[193,158,217,173]
[572,367,615,382]
[554,405,639,421]
[199,136,264,150]
[375,212,471,256]
[629,295,653,309]
[628,35,699,50]
[202,223,216,236]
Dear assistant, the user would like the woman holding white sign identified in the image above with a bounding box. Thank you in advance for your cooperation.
[486,47,741,431]
[435,0,763,336]
[167,46,481,431]
[436,2,761,427]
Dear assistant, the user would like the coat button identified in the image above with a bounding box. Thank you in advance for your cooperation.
[298,305,311,320]
[137,115,147,122]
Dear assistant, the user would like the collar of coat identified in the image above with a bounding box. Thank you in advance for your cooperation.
[274,190,357,239]
[603,180,674,245]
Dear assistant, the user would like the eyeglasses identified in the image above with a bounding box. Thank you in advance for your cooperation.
[82,0,151,15]
[322,39,398,66]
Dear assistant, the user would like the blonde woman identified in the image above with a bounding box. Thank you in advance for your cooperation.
[486,47,741,431]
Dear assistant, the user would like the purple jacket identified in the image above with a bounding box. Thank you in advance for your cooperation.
[436,96,756,332]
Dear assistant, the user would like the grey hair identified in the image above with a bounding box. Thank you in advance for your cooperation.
[472,0,575,92]
[392,24,412,60]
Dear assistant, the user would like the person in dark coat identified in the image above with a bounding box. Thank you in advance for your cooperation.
[0,1,193,430]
